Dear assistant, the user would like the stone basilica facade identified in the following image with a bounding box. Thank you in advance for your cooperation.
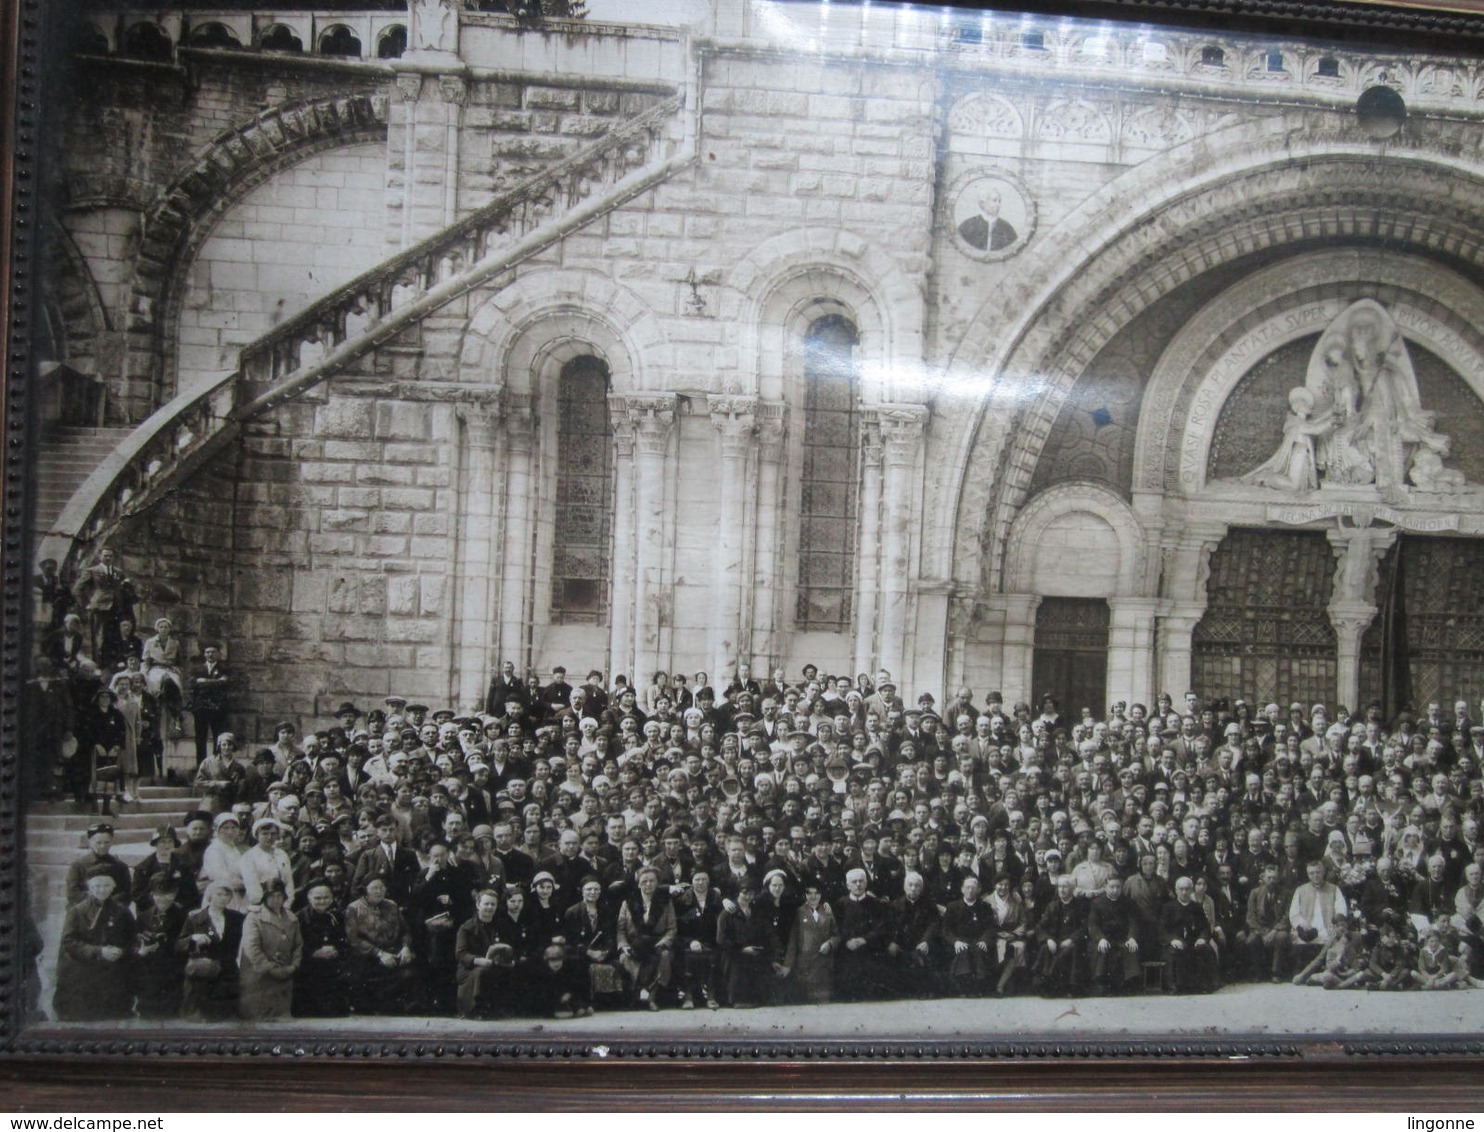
[30,0,1484,737]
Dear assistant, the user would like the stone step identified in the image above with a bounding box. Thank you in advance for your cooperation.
[27,804,201,831]
[28,843,155,869]
[28,796,200,819]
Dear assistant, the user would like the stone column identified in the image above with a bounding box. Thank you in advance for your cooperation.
[453,399,502,712]
[607,414,636,687]
[1154,523,1227,701]
[853,415,884,676]
[498,396,536,674]
[1327,525,1397,712]
[999,593,1042,706]
[390,67,468,246]
[1108,597,1161,710]
[876,405,928,683]
[708,395,758,679]
[751,403,787,668]
[625,395,677,682]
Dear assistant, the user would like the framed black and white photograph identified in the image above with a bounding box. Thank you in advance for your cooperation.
[7,0,1484,1108]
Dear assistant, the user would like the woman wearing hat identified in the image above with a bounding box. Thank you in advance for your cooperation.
[179,879,245,1021]
[241,818,296,909]
[77,685,129,813]
[132,872,188,1018]
[131,825,198,911]
[239,877,302,1020]
[54,867,136,1021]
[199,812,248,912]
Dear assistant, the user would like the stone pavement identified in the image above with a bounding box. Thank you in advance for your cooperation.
[26,984,1484,1040]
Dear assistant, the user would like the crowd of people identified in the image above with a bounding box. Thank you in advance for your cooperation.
[30,549,232,809]
[44,644,1484,1024]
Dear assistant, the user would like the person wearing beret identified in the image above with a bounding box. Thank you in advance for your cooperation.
[54,867,136,1021]
[65,823,131,908]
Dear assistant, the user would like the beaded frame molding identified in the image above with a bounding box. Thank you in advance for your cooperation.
[6,0,1484,1095]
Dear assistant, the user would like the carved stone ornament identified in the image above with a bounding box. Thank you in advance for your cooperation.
[412,0,460,53]
[1241,299,1465,495]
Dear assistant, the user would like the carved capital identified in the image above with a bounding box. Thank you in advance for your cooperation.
[617,393,677,458]
[757,401,787,460]
[455,401,502,450]
[1326,526,1397,606]
[708,395,757,460]
[877,403,928,466]
[437,74,468,107]
[861,419,884,467]
[395,73,424,103]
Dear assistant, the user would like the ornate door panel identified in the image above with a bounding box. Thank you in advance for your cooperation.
[1033,597,1109,720]
[1192,529,1337,708]
[1359,536,1484,711]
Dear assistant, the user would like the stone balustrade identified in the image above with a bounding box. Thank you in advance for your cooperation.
[78,9,415,62]
[44,90,689,573]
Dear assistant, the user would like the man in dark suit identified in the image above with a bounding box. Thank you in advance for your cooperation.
[836,868,889,1001]
[1087,875,1142,995]
[1161,875,1218,993]
[188,644,232,764]
[352,814,421,907]
[886,871,942,998]
[484,660,525,717]
[1035,875,1086,997]
[1239,863,1291,982]
[72,547,133,662]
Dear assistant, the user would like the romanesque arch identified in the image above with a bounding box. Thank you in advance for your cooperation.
[121,94,389,419]
[939,122,1484,617]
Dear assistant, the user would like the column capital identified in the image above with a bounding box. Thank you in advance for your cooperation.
[394,73,424,103]
[757,400,788,460]
[861,418,884,467]
[615,393,677,456]
[437,74,468,107]
[708,395,758,459]
[876,403,929,465]
[455,400,502,448]
[1326,525,1397,606]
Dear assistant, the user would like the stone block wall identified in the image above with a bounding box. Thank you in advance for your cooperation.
[174,141,390,386]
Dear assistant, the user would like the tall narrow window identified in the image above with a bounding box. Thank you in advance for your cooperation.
[796,315,860,632]
[552,356,612,622]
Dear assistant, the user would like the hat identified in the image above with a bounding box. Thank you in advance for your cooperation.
[385,696,407,709]
[407,703,428,714]
[432,709,455,723]
[531,871,557,889]
[274,721,296,734]
[471,824,494,841]
[213,812,240,829]
[86,822,114,838]
[149,825,179,846]
[253,818,284,838]
[335,702,361,718]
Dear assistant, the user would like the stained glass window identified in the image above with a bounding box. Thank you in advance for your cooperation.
[552,356,612,623]
[796,315,859,632]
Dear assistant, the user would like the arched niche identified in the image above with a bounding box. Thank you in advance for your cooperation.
[1003,481,1149,598]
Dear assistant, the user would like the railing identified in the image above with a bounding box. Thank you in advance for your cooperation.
[43,91,689,570]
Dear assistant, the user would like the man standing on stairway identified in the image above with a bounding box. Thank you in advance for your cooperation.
[72,547,134,664]
[189,643,233,766]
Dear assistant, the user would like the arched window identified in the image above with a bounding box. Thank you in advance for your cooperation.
[377,25,408,58]
[122,22,173,61]
[796,314,860,632]
[190,23,242,50]
[319,25,362,57]
[551,356,613,623]
[260,25,304,53]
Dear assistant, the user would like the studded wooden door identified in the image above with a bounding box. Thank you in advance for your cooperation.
[1032,597,1110,721]
[1192,529,1337,708]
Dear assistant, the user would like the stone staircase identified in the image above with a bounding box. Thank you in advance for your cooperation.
[33,426,136,546]
[39,89,694,573]
[27,783,204,1014]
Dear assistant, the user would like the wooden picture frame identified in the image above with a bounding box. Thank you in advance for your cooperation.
[7,0,1484,1108]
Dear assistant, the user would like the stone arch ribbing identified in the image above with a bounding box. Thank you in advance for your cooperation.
[941,133,1484,616]
[43,215,111,376]
[122,93,389,420]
